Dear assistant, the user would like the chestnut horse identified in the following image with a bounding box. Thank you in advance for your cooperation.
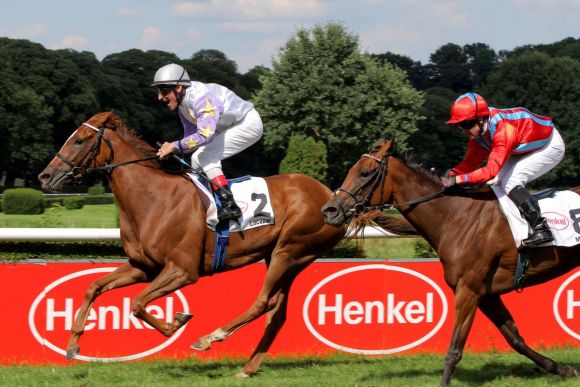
[38,113,414,377]
[322,139,579,386]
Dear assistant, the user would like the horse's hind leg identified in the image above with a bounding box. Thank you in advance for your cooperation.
[237,276,296,378]
[479,295,578,377]
[67,262,148,360]
[130,261,197,336]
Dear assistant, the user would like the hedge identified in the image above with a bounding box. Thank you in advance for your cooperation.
[2,188,45,214]
[88,186,106,196]
[63,196,85,210]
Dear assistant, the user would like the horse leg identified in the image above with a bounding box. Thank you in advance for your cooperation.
[192,255,305,356]
[130,261,196,336]
[441,285,480,386]
[478,295,578,377]
[237,276,296,378]
[66,262,149,360]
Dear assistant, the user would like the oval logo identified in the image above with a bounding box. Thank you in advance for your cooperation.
[544,212,569,231]
[553,271,580,340]
[302,264,448,354]
[28,267,190,362]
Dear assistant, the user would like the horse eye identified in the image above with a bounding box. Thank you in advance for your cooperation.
[74,138,84,145]
[360,169,371,178]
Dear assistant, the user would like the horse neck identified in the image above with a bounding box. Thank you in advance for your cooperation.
[104,133,191,221]
[388,158,452,249]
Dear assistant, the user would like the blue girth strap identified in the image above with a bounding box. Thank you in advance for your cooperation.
[208,176,251,274]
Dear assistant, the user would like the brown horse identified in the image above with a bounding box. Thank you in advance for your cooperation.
[38,112,414,377]
[322,139,579,386]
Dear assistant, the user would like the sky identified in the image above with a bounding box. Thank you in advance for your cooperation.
[1,0,579,73]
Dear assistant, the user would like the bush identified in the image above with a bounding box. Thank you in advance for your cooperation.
[63,196,85,210]
[88,186,106,196]
[2,188,45,214]
[279,134,328,183]
[84,195,115,205]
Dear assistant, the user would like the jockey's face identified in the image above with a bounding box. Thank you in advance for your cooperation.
[457,119,481,139]
[157,84,182,111]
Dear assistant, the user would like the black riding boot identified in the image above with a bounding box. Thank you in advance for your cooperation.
[215,187,242,222]
[508,185,553,247]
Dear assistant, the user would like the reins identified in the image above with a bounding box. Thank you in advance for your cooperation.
[56,122,161,181]
[332,150,449,219]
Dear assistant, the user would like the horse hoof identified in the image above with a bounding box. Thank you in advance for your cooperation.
[235,371,251,379]
[175,312,193,325]
[559,365,578,378]
[191,337,211,351]
[66,346,80,361]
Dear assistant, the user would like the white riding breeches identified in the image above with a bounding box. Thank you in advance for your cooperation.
[497,128,565,194]
[190,108,263,179]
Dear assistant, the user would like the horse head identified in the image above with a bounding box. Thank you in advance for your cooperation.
[322,138,395,226]
[38,112,128,192]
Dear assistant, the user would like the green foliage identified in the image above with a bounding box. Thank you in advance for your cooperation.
[279,135,328,182]
[414,239,438,258]
[41,205,64,228]
[482,52,580,187]
[88,186,106,196]
[63,196,85,210]
[254,22,424,186]
[324,241,366,258]
[84,195,115,205]
[2,188,44,214]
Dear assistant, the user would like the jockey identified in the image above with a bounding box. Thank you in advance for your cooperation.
[153,63,263,222]
[440,92,565,247]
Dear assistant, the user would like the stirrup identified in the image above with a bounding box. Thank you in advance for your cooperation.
[522,229,553,247]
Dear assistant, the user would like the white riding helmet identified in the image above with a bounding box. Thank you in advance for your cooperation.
[151,63,191,87]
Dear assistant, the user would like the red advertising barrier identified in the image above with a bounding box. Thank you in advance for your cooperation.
[0,260,578,364]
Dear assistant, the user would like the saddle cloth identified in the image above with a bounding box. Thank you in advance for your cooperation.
[492,186,580,248]
[186,173,275,232]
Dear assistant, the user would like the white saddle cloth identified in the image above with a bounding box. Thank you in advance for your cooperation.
[187,173,275,232]
[492,186,580,248]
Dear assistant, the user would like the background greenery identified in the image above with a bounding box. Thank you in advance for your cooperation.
[0,24,578,189]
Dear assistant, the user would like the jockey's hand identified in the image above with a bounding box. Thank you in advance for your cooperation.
[157,142,174,159]
[440,176,457,188]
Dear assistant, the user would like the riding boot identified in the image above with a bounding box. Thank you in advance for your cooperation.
[508,185,553,247]
[215,187,242,221]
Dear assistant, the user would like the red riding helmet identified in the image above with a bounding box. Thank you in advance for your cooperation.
[446,93,490,124]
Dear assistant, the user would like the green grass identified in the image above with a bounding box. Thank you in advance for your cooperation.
[0,349,578,386]
[357,237,422,259]
[0,204,118,228]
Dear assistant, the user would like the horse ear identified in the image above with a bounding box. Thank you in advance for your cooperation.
[104,111,122,131]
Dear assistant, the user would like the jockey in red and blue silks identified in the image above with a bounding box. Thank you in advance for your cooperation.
[440,92,566,247]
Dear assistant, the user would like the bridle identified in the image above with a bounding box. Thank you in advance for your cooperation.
[55,122,158,182]
[331,150,450,221]
[331,152,391,220]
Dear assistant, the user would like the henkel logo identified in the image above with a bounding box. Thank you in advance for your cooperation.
[28,268,190,362]
[553,271,580,340]
[303,264,448,354]
[544,212,569,231]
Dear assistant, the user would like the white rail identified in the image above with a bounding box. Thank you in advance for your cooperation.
[0,226,406,241]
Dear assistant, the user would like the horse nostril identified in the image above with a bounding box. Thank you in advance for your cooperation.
[38,172,51,183]
[322,206,337,215]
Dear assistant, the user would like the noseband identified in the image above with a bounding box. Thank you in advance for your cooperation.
[331,152,390,220]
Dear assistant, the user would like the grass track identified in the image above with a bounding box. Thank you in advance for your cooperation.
[1,348,578,386]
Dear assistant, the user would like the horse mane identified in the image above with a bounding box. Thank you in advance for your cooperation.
[88,111,188,174]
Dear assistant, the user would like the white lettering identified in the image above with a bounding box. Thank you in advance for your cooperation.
[44,297,177,331]
[344,301,364,324]
[566,290,580,319]
[318,294,343,325]
[317,293,435,326]
[46,298,73,331]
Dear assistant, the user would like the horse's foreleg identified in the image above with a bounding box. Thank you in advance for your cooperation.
[479,295,578,378]
[441,285,480,386]
[131,261,196,336]
[67,263,148,360]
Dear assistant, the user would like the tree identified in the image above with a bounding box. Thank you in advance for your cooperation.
[482,52,580,187]
[254,22,424,186]
[279,134,328,183]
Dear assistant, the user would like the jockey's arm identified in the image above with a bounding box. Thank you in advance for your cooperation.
[172,94,221,153]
